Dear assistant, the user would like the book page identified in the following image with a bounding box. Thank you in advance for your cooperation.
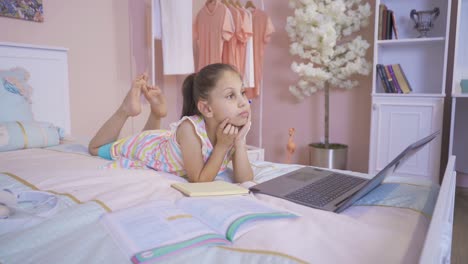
[100,200,227,260]
[177,196,297,241]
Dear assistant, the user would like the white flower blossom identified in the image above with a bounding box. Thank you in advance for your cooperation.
[286,0,372,98]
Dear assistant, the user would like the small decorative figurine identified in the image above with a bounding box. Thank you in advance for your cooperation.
[410,7,440,38]
[286,128,296,164]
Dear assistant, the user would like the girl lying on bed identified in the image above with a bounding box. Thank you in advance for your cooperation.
[88,63,253,183]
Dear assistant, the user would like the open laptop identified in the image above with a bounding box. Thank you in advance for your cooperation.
[249,131,440,213]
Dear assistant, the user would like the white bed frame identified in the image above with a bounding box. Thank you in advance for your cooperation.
[0,42,71,134]
[0,42,457,264]
[419,155,457,264]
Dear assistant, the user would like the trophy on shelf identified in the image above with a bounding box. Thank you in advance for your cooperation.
[410,7,440,38]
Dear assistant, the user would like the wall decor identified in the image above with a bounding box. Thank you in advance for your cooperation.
[0,0,44,22]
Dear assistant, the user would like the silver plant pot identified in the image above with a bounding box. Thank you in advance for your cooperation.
[309,143,348,170]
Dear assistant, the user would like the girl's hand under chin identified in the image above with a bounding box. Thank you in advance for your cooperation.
[216,118,238,150]
[235,114,251,147]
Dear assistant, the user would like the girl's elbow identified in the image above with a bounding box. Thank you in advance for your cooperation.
[187,173,213,183]
[234,173,254,183]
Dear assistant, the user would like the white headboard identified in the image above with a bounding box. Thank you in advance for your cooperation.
[0,42,71,134]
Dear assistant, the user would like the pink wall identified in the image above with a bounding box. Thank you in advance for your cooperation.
[0,0,134,138]
[130,0,373,172]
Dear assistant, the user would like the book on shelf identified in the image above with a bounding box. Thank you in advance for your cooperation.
[376,64,412,94]
[383,65,397,93]
[386,65,402,93]
[380,4,388,40]
[392,64,412,94]
[100,196,298,263]
[386,10,393,40]
[171,181,249,197]
[378,4,397,40]
[391,11,399,40]
[376,64,391,93]
[378,4,387,40]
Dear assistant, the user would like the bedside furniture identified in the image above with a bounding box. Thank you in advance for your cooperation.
[369,0,452,183]
[246,145,265,162]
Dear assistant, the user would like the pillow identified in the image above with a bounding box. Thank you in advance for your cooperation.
[0,121,64,152]
[0,67,34,122]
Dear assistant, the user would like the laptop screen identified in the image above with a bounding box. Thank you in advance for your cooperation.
[335,131,440,213]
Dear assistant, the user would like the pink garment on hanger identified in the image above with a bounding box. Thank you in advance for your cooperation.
[236,8,253,77]
[245,8,275,99]
[193,1,234,71]
[222,5,243,71]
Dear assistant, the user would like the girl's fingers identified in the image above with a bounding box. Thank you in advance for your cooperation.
[218,118,230,132]
[237,121,251,141]
[224,124,233,134]
[229,126,236,135]
[239,121,249,134]
[223,124,238,135]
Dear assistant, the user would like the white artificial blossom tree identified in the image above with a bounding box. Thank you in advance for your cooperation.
[285,0,372,148]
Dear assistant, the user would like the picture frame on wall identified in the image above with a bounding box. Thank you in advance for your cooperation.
[0,0,44,22]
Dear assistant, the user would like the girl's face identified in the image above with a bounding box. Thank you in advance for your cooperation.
[207,70,250,127]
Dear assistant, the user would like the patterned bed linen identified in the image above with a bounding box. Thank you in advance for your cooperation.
[0,144,438,264]
[44,138,92,156]
[0,173,300,264]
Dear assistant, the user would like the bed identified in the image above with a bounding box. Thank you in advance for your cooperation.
[0,42,457,264]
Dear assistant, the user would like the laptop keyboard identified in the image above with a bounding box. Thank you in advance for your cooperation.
[284,173,367,207]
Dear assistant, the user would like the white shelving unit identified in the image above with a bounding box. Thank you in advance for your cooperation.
[449,0,468,187]
[369,0,452,183]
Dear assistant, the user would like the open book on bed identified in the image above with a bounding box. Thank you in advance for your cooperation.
[100,196,298,263]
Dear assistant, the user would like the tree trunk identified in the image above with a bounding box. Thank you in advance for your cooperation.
[324,82,329,148]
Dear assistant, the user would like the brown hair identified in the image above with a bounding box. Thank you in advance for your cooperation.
[181,63,240,117]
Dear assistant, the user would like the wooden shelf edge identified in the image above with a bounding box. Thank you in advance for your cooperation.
[377,37,445,45]
[372,93,445,98]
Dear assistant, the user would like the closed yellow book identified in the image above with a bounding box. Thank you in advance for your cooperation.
[392,64,412,94]
[171,181,249,197]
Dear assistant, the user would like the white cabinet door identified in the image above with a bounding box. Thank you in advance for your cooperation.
[369,97,443,183]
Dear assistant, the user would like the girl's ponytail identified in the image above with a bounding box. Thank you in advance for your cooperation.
[181,73,199,117]
[181,63,241,118]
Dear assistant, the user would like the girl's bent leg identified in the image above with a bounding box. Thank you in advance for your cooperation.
[88,76,145,155]
[142,85,167,131]
[88,109,130,156]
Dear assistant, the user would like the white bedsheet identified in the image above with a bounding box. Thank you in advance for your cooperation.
[0,146,433,264]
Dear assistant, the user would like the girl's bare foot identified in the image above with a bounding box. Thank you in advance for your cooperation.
[119,74,147,117]
[143,84,167,118]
